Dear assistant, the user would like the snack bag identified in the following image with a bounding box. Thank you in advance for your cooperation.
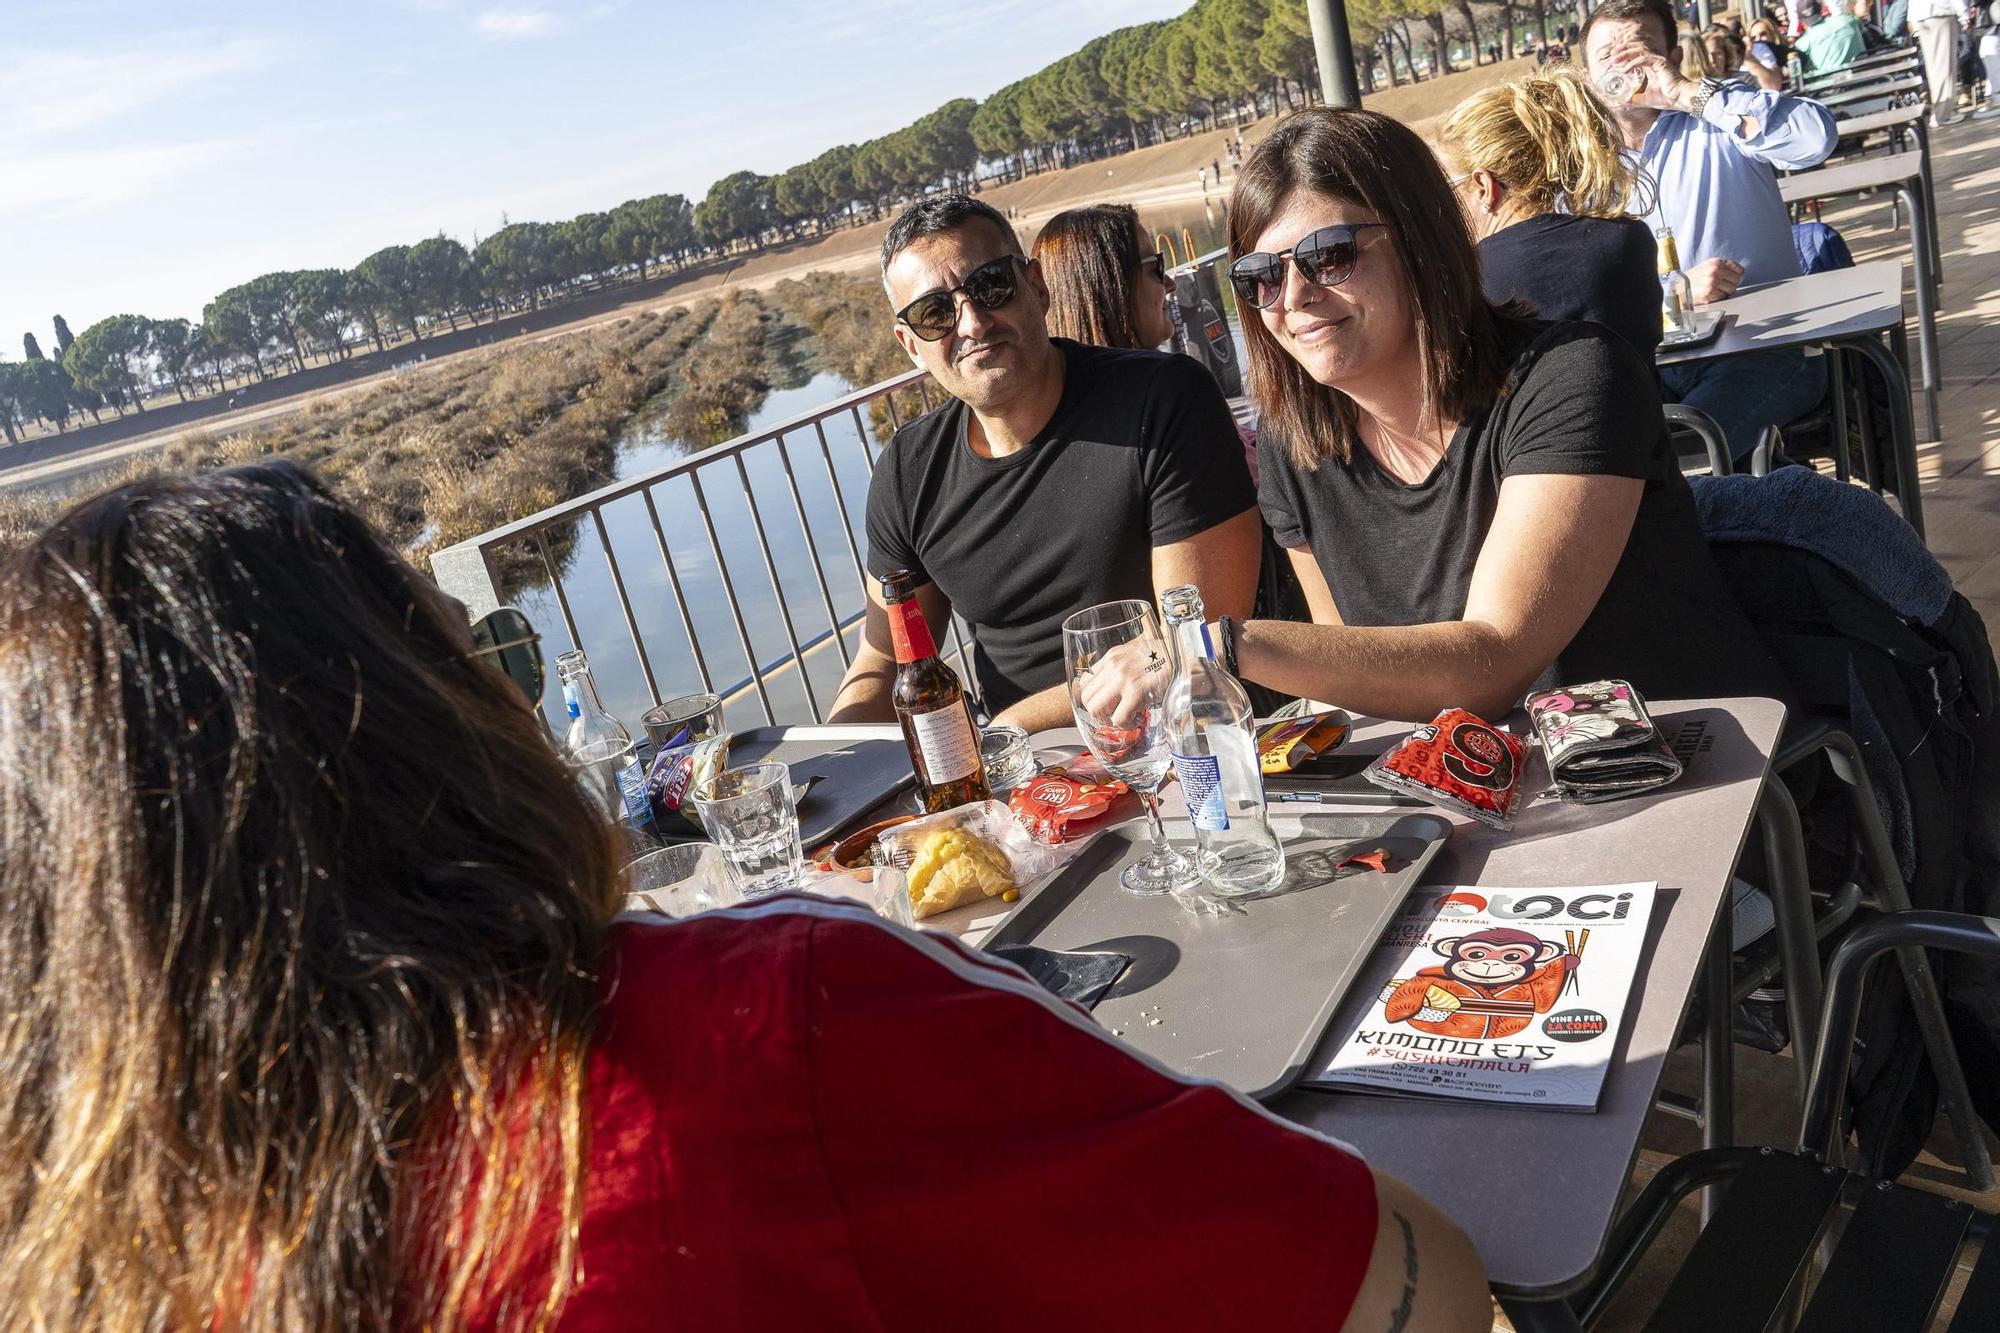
[645,733,729,842]
[1257,712,1350,774]
[1364,709,1527,829]
[1009,763,1129,844]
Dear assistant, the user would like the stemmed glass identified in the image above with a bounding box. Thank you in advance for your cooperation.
[1062,599,1198,895]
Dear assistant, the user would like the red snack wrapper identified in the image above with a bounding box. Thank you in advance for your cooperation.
[1364,709,1528,829]
[1008,764,1129,844]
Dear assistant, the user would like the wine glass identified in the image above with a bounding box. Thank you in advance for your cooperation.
[1062,599,1198,895]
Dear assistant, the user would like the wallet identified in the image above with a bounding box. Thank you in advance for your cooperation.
[1523,680,1683,804]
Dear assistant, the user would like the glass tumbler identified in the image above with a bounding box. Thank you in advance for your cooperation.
[690,761,802,899]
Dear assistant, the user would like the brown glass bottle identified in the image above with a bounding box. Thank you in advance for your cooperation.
[882,570,991,812]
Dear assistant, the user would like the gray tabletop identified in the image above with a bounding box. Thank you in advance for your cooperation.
[1779,148,1922,202]
[1656,258,1904,366]
[1275,697,1785,1295]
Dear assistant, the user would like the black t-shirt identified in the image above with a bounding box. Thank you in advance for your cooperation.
[1478,215,1663,363]
[866,340,1256,713]
[1257,318,1790,707]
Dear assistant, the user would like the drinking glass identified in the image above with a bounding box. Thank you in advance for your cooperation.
[626,842,735,917]
[690,761,802,899]
[1061,599,1197,894]
[641,692,725,753]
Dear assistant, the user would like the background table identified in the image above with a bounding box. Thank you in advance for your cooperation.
[1276,699,1784,1326]
[1656,260,1927,536]
[1778,155,1941,440]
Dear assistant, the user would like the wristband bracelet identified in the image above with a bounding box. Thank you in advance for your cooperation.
[1218,615,1240,679]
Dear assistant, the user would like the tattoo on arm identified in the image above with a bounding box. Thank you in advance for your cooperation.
[1385,1210,1418,1333]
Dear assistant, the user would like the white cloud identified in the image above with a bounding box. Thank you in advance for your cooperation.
[0,36,285,138]
[474,7,561,39]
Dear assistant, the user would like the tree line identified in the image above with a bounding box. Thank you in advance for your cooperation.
[0,0,1579,443]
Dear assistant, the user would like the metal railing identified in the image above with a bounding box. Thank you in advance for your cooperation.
[431,248,1249,731]
[430,367,987,725]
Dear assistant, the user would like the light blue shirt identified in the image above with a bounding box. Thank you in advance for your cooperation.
[1633,85,1838,288]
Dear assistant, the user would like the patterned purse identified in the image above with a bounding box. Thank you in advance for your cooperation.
[1523,680,1684,804]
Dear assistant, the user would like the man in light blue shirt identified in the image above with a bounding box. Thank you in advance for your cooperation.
[1584,0,1839,462]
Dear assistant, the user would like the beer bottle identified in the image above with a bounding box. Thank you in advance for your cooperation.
[881,570,990,812]
[1657,228,1696,338]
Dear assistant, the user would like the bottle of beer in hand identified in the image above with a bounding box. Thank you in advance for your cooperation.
[882,570,990,812]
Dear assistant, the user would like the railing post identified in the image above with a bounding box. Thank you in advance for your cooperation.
[430,540,505,618]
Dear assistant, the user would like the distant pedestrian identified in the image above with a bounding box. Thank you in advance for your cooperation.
[1198,167,1208,193]
[1211,157,1221,180]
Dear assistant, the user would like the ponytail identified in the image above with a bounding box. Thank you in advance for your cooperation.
[1437,69,1650,222]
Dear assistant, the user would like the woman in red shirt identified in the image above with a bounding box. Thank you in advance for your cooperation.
[0,461,1489,1330]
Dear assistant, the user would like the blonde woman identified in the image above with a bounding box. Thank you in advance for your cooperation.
[1676,27,1718,77]
[1747,16,1791,85]
[1437,69,1663,358]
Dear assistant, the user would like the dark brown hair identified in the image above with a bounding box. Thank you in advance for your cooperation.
[1033,203,1153,348]
[1229,107,1512,469]
[0,460,624,1329]
[1580,0,1678,53]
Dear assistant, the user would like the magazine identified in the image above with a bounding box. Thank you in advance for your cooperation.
[1307,882,1658,1111]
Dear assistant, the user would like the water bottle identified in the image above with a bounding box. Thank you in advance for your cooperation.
[554,649,653,836]
[1161,585,1287,897]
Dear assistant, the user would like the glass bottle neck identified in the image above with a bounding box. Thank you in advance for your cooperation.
[886,596,938,664]
[561,667,608,718]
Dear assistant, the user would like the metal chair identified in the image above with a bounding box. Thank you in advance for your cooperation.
[1666,403,1734,476]
[1574,910,2000,1331]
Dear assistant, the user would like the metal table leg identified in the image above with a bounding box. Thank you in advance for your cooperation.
[1834,334,1926,541]
[1701,903,1736,1225]
[1913,115,1943,294]
[1757,779,1824,1101]
[1895,181,1942,442]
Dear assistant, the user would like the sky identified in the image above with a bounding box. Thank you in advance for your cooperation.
[0,0,1192,356]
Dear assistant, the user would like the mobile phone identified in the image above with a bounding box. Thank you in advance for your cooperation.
[1263,750,1428,807]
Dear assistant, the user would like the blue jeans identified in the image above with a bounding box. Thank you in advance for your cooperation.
[1659,348,1830,465]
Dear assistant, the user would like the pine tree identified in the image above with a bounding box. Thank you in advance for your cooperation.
[22,333,43,361]
[53,315,75,357]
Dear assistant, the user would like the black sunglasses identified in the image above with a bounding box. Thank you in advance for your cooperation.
[1139,251,1169,283]
[467,606,545,706]
[895,255,1022,342]
[1228,223,1387,311]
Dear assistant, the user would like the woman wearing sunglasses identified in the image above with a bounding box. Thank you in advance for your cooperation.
[1030,203,1176,350]
[1213,108,1784,720]
[0,460,1489,1329]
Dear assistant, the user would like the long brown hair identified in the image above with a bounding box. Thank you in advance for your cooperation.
[1229,107,1512,469]
[1437,69,1649,220]
[1033,203,1154,348]
[0,461,625,1329]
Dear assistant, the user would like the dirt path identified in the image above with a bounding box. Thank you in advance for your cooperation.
[3,58,1533,493]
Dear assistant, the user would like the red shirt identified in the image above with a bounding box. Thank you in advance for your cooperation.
[504,896,1378,1330]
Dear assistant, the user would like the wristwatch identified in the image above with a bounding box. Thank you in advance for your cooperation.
[1689,76,1727,120]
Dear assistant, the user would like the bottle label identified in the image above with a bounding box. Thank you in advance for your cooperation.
[910,704,980,783]
[562,683,581,718]
[886,596,938,664]
[1173,751,1229,831]
[614,757,653,828]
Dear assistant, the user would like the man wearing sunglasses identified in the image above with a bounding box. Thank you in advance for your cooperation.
[828,194,1261,730]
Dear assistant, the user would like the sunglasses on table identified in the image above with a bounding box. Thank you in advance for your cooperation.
[1228,223,1387,311]
[894,254,1024,342]
[466,606,546,707]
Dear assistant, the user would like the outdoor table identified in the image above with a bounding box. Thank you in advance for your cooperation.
[1275,699,1783,1332]
[1657,259,1928,537]
[745,698,1784,1332]
[1777,152,1941,442]
[1801,47,1920,88]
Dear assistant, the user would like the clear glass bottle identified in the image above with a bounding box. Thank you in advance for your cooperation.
[1657,228,1696,338]
[555,649,653,835]
[1160,585,1287,897]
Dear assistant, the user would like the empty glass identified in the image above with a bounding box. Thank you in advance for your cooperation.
[641,692,725,753]
[690,761,802,899]
[626,842,735,917]
[1062,599,1198,895]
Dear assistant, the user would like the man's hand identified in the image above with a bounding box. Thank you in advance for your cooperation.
[1687,257,1745,304]
[1600,36,1696,112]
[1074,636,1173,730]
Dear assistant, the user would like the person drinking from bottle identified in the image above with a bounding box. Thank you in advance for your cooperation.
[1078,107,1787,727]
[827,194,1261,733]
[1582,0,1837,465]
